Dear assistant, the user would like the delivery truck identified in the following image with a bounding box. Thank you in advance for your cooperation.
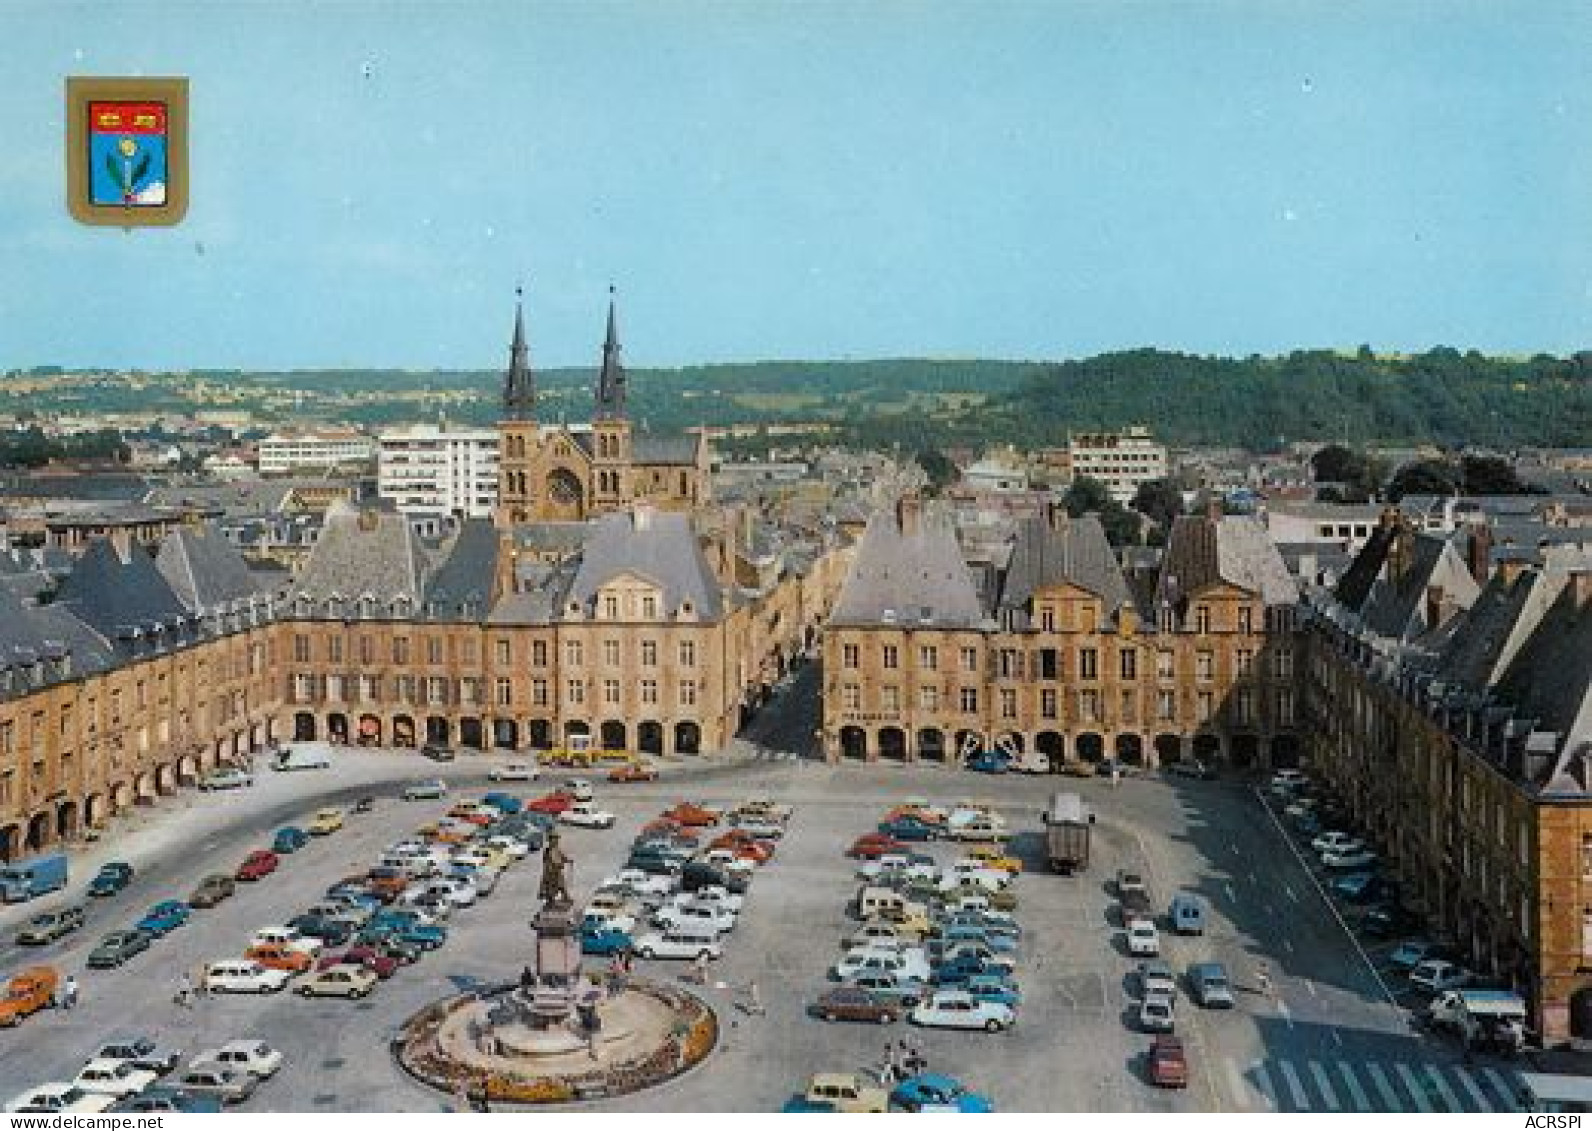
[0,852,69,903]
[1044,792,1092,874]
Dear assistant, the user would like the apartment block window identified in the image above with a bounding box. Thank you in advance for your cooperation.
[1197,691,1214,722]
[393,637,410,665]
[1196,651,1214,680]
[426,637,443,665]
[495,678,512,706]
[1194,605,1211,633]
[1079,648,1098,680]
[1121,688,1136,722]
[532,640,548,666]
[532,679,549,707]
[1120,649,1138,680]
[1277,689,1295,726]
[1038,649,1059,679]
[460,637,476,665]
[642,596,658,619]
[1581,834,1592,880]
[1238,606,1253,634]
[680,681,697,708]
[1274,647,1294,679]
[566,640,584,667]
[1079,689,1100,722]
[920,686,939,712]
[359,636,374,665]
[842,643,859,669]
[1000,688,1017,719]
[960,647,978,673]
[359,674,380,702]
[603,595,620,619]
[1236,689,1255,725]
[567,679,585,705]
[602,639,621,667]
[919,645,938,671]
[326,636,343,664]
[959,687,979,714]
[496,639,512,665]
[460,677,483,706]
[679,641,696,667]
[1583,909,1592,960]
[882,686,900,712]
[293,634,311,663]
[395,675,416,703]
[1157,690,1176,721]
[603,679,621,705]
[843,685,861,711]
[641,679,658,705]
[1040,606,1056,632]
[1157,651,1175,679]
[882,645,899,670]
[292,674,314,702]
[1040,688,1058,719]
[426,676,447,705]
[1235,649,1254,676]
[642,641,658,667]
[998,649,1022,679]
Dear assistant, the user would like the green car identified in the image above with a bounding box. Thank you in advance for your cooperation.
[87,929,153,968]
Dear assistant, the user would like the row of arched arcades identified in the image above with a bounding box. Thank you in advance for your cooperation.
[0,720,274,863]
[833,727,1301,770]
[292,712,705,758]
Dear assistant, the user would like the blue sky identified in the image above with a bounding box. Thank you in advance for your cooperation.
[3,1,1588,369]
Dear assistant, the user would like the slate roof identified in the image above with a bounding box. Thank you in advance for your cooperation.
[154,524,266,614]
[1157,514,1297,610]
[565,509,723,620]
[634,435,700,466]
[54,538,191,638]
[830,505,987,630]
[424,519,499,620]
[999,514,1133,625]
[1494,577,1592,790]
[293,501,429,603]
[1333,524,1481,643]
[0,586,115,684]
[0,473,149,502]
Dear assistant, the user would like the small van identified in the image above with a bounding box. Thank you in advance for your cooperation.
[1170,891,1206,935]
[0,967,59,1026]
[856,886,927,922]
[273,742,333,772]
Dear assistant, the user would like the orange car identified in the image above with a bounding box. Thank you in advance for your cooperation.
[709,831,773,862]
[244,943,312,974]
[609,764,658,783]
[447,805,495,827]
[663,802,720,828]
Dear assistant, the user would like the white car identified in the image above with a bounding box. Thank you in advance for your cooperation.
[948,819,1009,843]
[1311,831,1360,855]
[6,1084,117,1114]
[203,960,291,995]
[633,930,722,961]
[1270,769,1308,792]
[702,848,756,878]
[833,946,931,983]
[562,778,595,802]
[1321,848,1379,871]
[607,869,676,898]
[582,910,638,935]
[1139,990,1176,1032]
[687,885,745,915]
[73,1060,157,1098]
[1408,959,1473,993]
[250,926,323,957]
[847,921,920,950]
[486,835,529,859]
[489,762,539,782]
[1127,919,1161,957]
[910,990,1015,1032]
[402,779,448,801]
[560,803,617,829]
[653,902,735,936]
[733,818,786,840]
[424,878,478,907]
[938,867,1009,894]
[192,1040,284,1080]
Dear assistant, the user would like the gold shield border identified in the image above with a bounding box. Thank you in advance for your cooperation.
[66,76,190,227]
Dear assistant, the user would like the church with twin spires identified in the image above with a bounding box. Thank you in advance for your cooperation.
[494,292,710,527]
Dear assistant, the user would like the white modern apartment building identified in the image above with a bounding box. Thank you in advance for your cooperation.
[1067,426,1168,503]
[377,423,499,520]
[258,429,375,475]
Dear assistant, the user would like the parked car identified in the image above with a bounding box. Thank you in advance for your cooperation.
[135,902,190,938]
[110,1086,221,1113]
[961,973,1022,1009]
[192,1040,283,1080]
[202,960,291,994]
[1312,830,1361,854]
[17,905,85,945]
[783,1072,889,1113]
[5,1084,117,1113]
[580,925,634,956]
[846,970,928,1008]
[910,989,1014,1032]
[272,827,309,855]
[402,779,448,801]
[878,817,939,842]
[1390,940,1443,972]
[1189,962,1235,1008]
[1362,903,1421,939]
[250,925,322,957]
[298,966,378,998]
[94,1037,182,1076]
[88,862,134,897]
[1139,990,1176,1033]
[632,930,721,961]
[420,744,455,762]
[170,1067,255,1105]
[74,1059,157,1099]
[1127,919,1161,957]
[1138,960,1178,999]
[560,803,617,829]
[1167,759,1216,781]
[1321,848,1379,871]
[87,930,152,969]
[189,874,236,908]
[889,1074,994,1114]
[608,763,657,783]
[809,985,904,1024]
[663,802,720,827]
[1409,958,1473,993]
[489,762,538,782]
[198,768,253,791]
[308,808,344,836]
[1148,1035,1189,1087]
[1270,769,1308,792]
[318,946,399,979]
[235,851,279,881]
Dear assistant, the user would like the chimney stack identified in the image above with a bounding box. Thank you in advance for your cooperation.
[1570,570,1592,611]
[1466,521,1493,585]
[896,494,922,537]
[1425,584,1449,630]
[1046,500,1069,533]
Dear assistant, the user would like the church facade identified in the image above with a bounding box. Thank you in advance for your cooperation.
[495,296,710,526]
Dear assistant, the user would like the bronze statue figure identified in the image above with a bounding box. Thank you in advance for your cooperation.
[539,829,573,908]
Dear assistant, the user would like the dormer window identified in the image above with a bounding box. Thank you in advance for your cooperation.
[359,595,377,620]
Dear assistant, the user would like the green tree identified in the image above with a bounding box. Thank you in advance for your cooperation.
[1131,478,1184,531]
[1063,476,1114,517]
[915,448,957,495]
[1459,454,1539,495]
[1386,459,1458,501]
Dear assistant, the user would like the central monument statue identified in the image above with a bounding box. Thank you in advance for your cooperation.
[538,829,573,908]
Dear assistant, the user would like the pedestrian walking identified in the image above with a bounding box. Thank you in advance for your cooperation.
[746,980,765,1015]
[691,951,709,985]
[174,973,193,1008]
[1255,962,1273,998]
[61,975,78,1010]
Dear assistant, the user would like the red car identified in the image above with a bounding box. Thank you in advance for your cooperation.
[318,947,399,979]
[527,791,575,815]
[608,764,658,783]
[710,831,774,862]
[1148,1036,1188,1088]
[235,849,279,881]
[662,802,720,828]
[849,835,907,859]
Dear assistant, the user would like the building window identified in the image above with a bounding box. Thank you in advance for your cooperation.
[1274,647,1293,679]
[997,649,1021,679]
[1238,606,1253,634]
[843,685,861,711]
[532,679,549,707]
[641,679,658,705]
[426,676,447,705]
[496,639,512,665]
[1277,689,1294,726]
[567,680,585,705]
[292,674,314,702]
[603,679,621,705]
[920,686,939,711]
[999,688,1016,719]
[882,644,899,670]
[1583,909,1592,960]
[680,681,697,707]
[919,645,938,671]
[326,636,343,663]
[1157,650,1174,680]
[1120,649,1137,680]
[960,646,978,673]
[603,595,619,619]
[679,641,696,667]
[1037,648,1059,679]
[641,640,658,667]
[959,687,978,714]
[1236,689,1255,725]
[882,686,900,712]
[1079,648,1098,680]
[1039,606,1055,632]
[359,636,374,665]
[1157,690,1175,721]
[1079,690,1100,721]
[566,640,583,666]
[532,640,548,666]
[602,639,620,666]
[1194,605,1211,633]
[1196,651,1214,680]
[360,674,380,702]
[427,637,444,665]
[393,637,410,665]
[842,644,859,669]
[1581,834,1592,880]
[642,595,658,619]
[495,678,512,706]
[293,634,310,663]
[1040,689,1057,719]
[1197,691,1214,722]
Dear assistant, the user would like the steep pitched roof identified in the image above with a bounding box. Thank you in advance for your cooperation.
[154,524,265,614]
[293,502,429,603]
[0,586,115,681]
[633,435,700,466]
[55,538,190,636]
[424,519,499,619]
[565,509,723,620]
[1495,577,1592,791]
[1157,514,1297,609]
[830,503,987,630]
[1000,513,1132,621]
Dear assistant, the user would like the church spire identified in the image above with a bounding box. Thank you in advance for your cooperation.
[503,285,535,420]
[593,285,627,421]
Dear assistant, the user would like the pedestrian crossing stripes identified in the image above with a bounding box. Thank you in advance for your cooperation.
[1222,1056,1522,1113]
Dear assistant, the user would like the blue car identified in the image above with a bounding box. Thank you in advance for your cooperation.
[89,863,134,897]
[932,954,1004,986]
[891,1074,995,1113]
[135,901,190,938]
[368,913,447,950]
[962,974,1022,1009]
[966,752,1010,774]
[1330,872,1386,903]
[482,792,523,815]
[878,818,938,842]
[273,826,309,854]
[581,926,634,956]
[939,926,1018,954]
